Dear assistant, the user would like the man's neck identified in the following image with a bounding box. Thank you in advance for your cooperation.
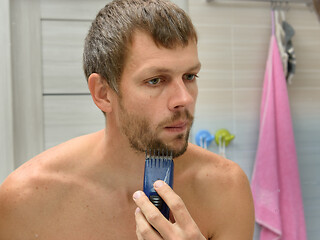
[89,129,146,195]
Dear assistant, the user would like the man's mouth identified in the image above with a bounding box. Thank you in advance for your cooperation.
[164,121,188,133]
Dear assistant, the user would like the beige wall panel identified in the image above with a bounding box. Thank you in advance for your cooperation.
[192,89,234,137]
[197,25,233,90]
[233,26,270,89]
[44,95,105,149]
[232,26,270,69]
[292,27,320,71]
[0,0,14,183]
[194,89,234,126]
[228,2,270,26]
[192,89,235,160]
[198,70,232,89]
[197,26,232,73]
[290,27,320,88]
[189,0,233,26]
[233,89,261,152]
[289,88,320,148]
[286,5,320,27]
[42,20,91,94]
[292,70,320,88]
[41,0,109,20]
[11,0,44,168]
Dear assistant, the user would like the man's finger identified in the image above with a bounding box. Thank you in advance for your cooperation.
[153,180,195,228]
[133,190,171,237]
[135,207,162,240]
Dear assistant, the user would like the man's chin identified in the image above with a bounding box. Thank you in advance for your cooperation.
[174,145,188,158]
[162,133,190,157]
[165,140,189,158]
[143,139,188,158]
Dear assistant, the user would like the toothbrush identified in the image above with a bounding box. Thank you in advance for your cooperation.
[143,149,174,220]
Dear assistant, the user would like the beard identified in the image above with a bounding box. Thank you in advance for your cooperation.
[118,101,193,158]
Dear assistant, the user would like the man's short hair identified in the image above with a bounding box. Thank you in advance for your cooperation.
[83,0,197,93]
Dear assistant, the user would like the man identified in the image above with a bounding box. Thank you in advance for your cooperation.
[0,0,254,239]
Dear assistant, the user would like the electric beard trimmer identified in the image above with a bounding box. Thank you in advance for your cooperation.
[143,149,174,220]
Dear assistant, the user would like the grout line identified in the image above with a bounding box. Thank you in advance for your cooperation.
[198,88,263,91]
[43,93,91,96]
[41,18,93,22]
[195,23,271,29]
[231,24,237,154]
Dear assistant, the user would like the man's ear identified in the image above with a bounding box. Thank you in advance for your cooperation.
[88,73,114,113]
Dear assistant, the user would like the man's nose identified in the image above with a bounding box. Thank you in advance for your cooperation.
[167,79,196,111]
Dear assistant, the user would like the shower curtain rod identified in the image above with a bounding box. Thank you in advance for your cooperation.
[206,0,312,4]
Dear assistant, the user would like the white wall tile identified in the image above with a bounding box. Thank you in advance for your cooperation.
[189,0,233,26]
[192,89,234,156]
[233,89,261,151]
[289,89,320,148]
[198,28,233,72]
[42,20,91,94]
[293,27,320,71]
[44,95,105,149]
[41,0,108,20]
[290,70,320,89]
[229,1,270,27]
[198,69,233,89]
[233,26,271,89]
[0,0,14,182]
[286,5,320,28]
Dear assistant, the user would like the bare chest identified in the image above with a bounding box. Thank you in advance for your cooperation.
[29,186,139,240]
[27,180,213,240]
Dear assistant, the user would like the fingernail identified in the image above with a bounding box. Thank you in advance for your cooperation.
[135,207,141,214]
[154,180,164,188]
[133,190,143,200]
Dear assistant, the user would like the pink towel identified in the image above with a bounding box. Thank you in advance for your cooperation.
[251,12,307,240]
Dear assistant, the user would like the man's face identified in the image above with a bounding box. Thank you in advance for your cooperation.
[115,31,200,158]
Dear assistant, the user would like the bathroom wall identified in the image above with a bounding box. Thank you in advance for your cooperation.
[188,0,320,239]
[0,0,14,183]
[40,0,107,149]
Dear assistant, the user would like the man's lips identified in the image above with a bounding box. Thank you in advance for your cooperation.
[164,121,188,132]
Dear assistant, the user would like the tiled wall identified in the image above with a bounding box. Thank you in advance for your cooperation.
[188,0,320,239]
[41,0,107,149]
[0,0,14,183]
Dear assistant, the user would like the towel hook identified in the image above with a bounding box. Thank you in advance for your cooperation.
[195,130,215,149]
[214,128,235,147]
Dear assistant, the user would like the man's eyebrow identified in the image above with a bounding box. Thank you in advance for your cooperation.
[143,66,172,74]
[142,62,202,75]
[188,62,202,72]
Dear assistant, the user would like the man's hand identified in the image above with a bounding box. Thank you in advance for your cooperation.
[133,180,206,240]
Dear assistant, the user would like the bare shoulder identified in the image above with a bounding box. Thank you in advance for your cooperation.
[0,153,56,238]
[178,143,255,240]
[0,130,103,238]
[179,143,249,187]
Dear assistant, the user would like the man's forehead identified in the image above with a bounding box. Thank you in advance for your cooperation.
[128,29,197,54]
[122,30,200,77]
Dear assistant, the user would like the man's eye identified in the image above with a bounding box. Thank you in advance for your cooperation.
[183,74,198,81]
[147,78,161,85]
